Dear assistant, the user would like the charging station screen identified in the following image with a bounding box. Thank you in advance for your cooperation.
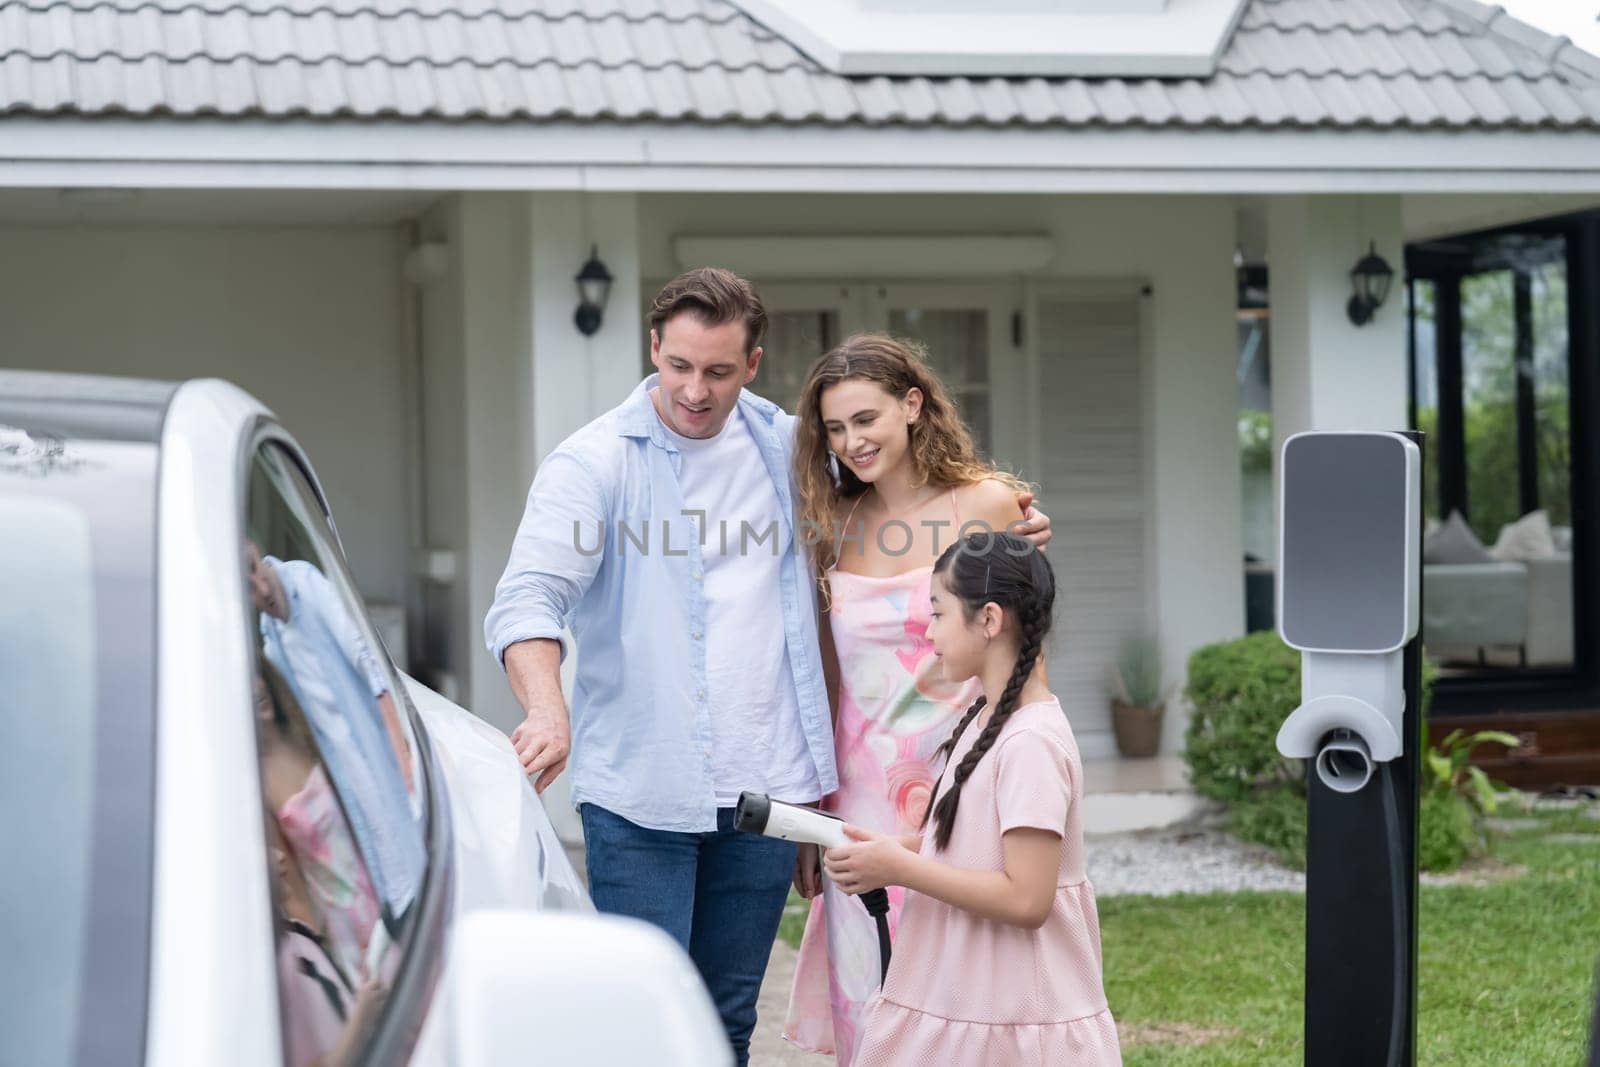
[1281,434,1411,653]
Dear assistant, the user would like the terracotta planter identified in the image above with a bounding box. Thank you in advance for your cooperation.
[1111,699,1165,758]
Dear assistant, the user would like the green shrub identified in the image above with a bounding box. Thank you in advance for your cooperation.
[1183,631,1304,804]
[1418,728,1519,872]
[1419,789,1478,872]
[1228,786,1308,868]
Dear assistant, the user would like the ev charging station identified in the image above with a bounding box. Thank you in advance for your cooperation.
[1277,430,1424,1067]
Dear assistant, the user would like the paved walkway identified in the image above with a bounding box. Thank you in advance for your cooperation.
[749,940,822,1066]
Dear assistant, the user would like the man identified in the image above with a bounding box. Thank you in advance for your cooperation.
[249,542,422,921]
[484,268,1046,1064]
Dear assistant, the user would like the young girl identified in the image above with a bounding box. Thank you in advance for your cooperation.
[784,333,1042,1063]
[824,532,1121,1066]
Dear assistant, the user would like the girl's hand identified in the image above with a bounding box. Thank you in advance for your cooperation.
[823,825,908,895]
[793,842,823,899]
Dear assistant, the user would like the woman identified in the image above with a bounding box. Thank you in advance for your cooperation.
[784,333,1037,1064]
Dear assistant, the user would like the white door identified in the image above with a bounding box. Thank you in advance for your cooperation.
[1027,284,1151,758]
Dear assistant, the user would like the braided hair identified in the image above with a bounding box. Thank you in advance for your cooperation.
[922,531,1056,851]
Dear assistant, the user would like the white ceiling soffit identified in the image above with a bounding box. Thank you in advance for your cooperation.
[732,0,1249,77]
[673,234,1056,276]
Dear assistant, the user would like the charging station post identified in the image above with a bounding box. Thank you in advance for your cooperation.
[1276,430,1423,1067]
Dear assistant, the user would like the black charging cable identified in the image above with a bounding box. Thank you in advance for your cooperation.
[857,888,893,986]
[1378,761,1409,1067]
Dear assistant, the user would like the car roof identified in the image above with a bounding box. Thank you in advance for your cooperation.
[0,370,181,443]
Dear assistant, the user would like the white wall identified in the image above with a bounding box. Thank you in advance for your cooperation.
[638,193,1244,754]
[0,223,409,604]
[417,199,473,703]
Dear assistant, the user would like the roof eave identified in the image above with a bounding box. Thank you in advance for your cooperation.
[3,118,1600,195]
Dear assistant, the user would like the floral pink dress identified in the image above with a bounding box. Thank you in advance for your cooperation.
[277,764,382,984]
[783,560,981,1064]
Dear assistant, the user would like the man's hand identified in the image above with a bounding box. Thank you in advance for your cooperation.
[510,701,570,794]
[822,824,911,896]
[1012,491,1052,550]
[793,842,824,899]
[375,692,414,793]
[504,639,571,794]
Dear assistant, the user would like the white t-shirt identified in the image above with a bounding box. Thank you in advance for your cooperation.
[661,403,822,807]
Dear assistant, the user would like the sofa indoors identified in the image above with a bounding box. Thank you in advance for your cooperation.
[1423,509,1574,669]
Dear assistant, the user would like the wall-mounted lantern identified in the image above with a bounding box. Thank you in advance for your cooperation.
[574,246,614,336]
[1346,241,1395,326]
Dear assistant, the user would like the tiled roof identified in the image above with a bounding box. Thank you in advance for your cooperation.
[1,0,1597,128]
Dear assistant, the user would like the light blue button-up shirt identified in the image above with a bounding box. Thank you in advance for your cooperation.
[484,375,838,833]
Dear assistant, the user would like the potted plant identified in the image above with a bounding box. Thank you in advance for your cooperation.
[1109,635,1170,758]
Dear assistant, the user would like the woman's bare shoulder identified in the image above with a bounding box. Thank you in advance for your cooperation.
[956,476,1027,529]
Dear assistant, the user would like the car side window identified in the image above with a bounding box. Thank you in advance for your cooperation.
[242,442,427,1067]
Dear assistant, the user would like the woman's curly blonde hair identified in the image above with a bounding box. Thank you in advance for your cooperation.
[794,332,1030,577]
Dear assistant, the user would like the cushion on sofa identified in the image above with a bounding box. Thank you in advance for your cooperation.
[1490,509,1557,562]
[1424,510,1494,565]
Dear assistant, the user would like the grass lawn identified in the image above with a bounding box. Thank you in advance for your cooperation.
[778,806,1600,1064]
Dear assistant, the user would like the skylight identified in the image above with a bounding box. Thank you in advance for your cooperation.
[734,0,1249,78]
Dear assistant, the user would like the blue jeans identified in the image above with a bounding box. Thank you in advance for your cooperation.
[580,803,796,1067]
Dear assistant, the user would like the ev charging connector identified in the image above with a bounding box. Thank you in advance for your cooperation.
[735,792,893,984]
[733,791,850,849]
[1276,431,1424,1067]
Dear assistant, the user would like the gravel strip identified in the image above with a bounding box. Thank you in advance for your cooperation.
[1087,825,1306,896]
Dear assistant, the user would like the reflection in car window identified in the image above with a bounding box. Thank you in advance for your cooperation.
[243,443,425,1067]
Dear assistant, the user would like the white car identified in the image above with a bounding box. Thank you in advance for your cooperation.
[0,372,731,1067]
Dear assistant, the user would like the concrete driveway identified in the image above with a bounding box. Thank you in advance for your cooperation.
[749,939,825,1066]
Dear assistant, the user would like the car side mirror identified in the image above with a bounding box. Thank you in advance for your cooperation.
[446,910,733,1067]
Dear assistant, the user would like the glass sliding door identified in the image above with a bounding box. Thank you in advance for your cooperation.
[1409,233,1576,678]
[1532,258,1572,532]
[1460,268,1520,544]
[1408,278,1442,526]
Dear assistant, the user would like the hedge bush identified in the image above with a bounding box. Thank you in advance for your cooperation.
[1184,631,1304,805]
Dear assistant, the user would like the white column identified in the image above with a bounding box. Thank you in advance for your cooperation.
[1268,195,1407,444]
[1144,197,1246,752]
[529,192,643,460]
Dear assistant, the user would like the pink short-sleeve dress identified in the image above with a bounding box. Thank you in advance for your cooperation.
[853,698,1122,1066]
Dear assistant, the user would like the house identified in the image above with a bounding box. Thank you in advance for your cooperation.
[4,0,1598,818]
